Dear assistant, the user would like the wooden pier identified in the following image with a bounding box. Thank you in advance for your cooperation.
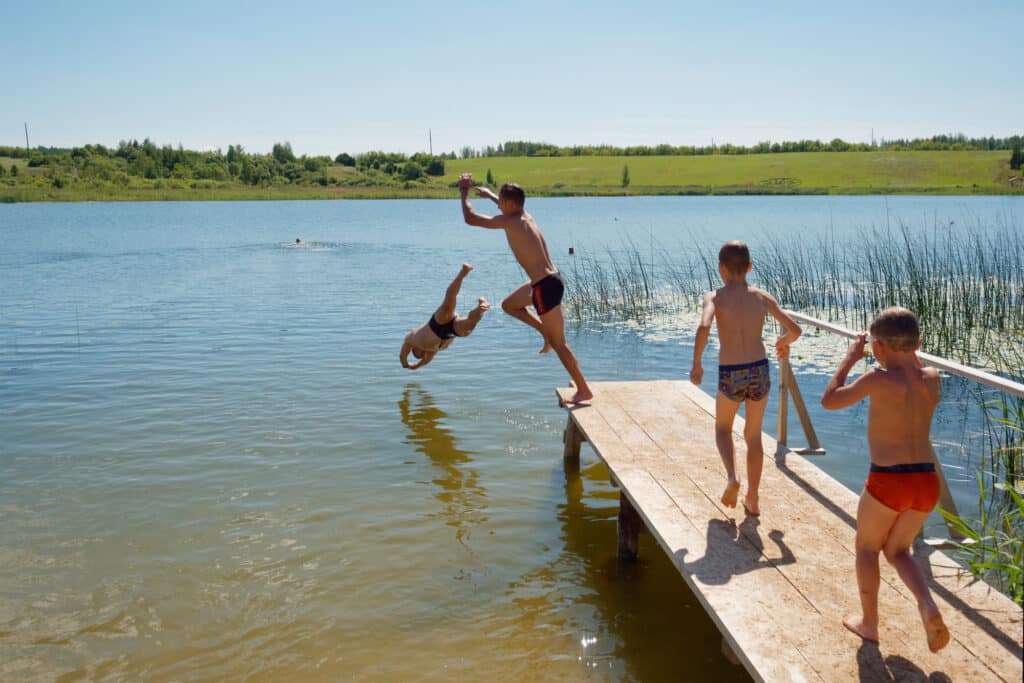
[557,380,1023,682]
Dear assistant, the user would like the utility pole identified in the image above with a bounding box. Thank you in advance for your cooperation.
[24,122,29,150]
[429,129,433,156]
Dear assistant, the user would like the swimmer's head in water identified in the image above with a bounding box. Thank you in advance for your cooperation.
[295,238,301,244]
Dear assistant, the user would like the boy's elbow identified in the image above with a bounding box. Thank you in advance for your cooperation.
[820,393,837,410]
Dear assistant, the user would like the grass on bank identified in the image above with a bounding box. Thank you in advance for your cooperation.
[2,150,1022,202]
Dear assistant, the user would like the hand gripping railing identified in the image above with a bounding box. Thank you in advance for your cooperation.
[778,311,1024,545]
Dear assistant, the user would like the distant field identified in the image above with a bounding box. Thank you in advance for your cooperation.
[444,151,1016,194]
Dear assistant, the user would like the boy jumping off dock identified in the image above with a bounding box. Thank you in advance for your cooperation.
[821,307,950,653]
[458,174,592,404]
[691,241,802,516]
[400,263,490,370]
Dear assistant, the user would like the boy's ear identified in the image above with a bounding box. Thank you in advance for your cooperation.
[746,261,753,273]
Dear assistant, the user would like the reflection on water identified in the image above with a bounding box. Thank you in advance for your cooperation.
[399,384,489,547]
[509,457,752,682]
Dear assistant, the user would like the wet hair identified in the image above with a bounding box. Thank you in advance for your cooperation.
[499,182,525,207]
[869,307,920,351]
[718,240,751,275]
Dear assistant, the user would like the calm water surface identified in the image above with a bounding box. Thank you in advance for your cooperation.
[1,196,1019,682]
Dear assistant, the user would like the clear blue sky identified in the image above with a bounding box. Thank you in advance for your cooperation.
[2,0,1020,156]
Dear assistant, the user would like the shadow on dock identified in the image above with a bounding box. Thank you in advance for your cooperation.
[675,517,795,586]
[857,641,952,683]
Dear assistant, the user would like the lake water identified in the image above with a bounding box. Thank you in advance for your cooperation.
[1,196,1020,682]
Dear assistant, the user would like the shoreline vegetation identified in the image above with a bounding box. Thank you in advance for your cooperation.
[1,134,1022,202]
[565,222,1023,603]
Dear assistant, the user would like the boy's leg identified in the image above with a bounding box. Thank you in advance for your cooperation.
[453,297,491,337]
[741,395,768,515]
[539,305,592,403]
[434,263,473,324]
[882,510,950,652]
[843,489,899,643]
[715,392,743,507]
[501,281,551,353]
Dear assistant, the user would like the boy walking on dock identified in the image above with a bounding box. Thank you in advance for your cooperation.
[821,307,950,652]
[458,174,592,404]
[690,241,802,515]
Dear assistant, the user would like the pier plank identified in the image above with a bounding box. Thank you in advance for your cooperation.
[557,381,1022,683]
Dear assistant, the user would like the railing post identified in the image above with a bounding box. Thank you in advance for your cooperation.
[782,359,826,455]
[777,361,789,449]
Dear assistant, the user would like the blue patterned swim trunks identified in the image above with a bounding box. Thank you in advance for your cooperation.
[718,358,771,402]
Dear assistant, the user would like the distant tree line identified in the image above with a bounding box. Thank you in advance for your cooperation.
[0,139,449,189]
[457,134,1023,159]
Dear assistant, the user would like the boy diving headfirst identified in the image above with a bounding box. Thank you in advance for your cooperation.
[458,174,593,404]
[400,263,490,370]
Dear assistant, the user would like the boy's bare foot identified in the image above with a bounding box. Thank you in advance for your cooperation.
[564,388,593,405]
[842,615,879,643]
[743,493,760,516]
[477,297,491,312]
[562,382,593,405]
[460,263,473,276]
[721,480,740,508]
[920,605,949,652]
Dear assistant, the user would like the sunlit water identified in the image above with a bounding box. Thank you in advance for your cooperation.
[1,196,1020,682]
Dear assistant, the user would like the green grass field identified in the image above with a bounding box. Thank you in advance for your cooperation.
[1,150,1019,202]
[444,150,1018,195]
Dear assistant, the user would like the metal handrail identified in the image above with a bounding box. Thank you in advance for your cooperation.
[786,311,1024,399]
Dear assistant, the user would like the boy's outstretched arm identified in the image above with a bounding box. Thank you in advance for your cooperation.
[459,173,506,229]
[690,292,715,384]
[762,292,802,359]
[400,339,413,369]
[821,333,876,409]
[475,186,500,205]
[409,351,435,370]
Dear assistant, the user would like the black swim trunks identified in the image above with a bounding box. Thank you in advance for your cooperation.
[428,314,457,340]
[531,272,564,316]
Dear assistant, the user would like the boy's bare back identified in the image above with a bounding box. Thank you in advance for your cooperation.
[864,362,940,466]
[710,284,776,365]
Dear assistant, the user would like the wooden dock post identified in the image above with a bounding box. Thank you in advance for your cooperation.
[563,416,585,461]
[617,492,641,560]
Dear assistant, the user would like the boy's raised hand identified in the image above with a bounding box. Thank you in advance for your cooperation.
[845,332,869,361]
[458,173,473,192]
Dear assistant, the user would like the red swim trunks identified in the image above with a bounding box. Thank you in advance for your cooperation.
[865,463,940,513]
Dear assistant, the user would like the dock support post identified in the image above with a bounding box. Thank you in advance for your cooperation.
[618,493,641,560]
[563,416,585,461]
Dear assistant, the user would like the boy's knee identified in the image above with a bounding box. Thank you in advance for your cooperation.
[883,545,910,564]
[501,298,517,314]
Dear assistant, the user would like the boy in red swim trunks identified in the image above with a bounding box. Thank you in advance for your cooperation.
[821,307,950,653]
[458,173,592,404]
[400,263,490,370]
[691,241,802,515]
